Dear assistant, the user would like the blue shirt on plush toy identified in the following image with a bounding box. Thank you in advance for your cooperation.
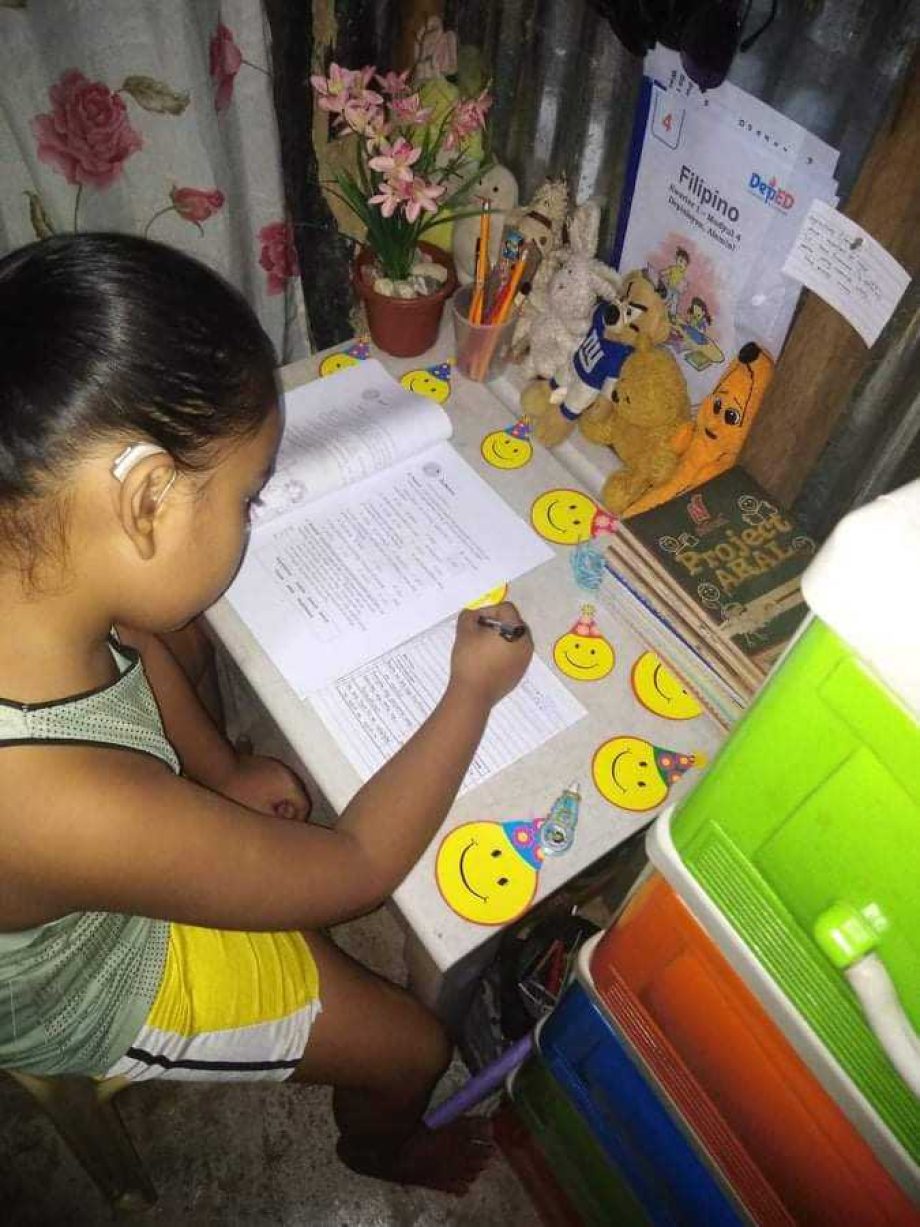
[572,302,632,391]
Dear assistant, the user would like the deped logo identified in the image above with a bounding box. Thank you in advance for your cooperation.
[748,171,795,210]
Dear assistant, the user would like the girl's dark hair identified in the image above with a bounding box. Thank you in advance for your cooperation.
[0,233,277,512]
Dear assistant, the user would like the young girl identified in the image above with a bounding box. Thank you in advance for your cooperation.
[0,234,533,1194]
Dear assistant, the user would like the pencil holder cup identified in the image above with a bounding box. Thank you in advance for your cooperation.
[451,286,518,383]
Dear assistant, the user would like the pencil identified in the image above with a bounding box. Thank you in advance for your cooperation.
[477,614,528,641]
[469,204,491,324]
[488,254,527,326]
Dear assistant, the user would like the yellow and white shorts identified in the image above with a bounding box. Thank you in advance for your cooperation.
[106,924,322,1082]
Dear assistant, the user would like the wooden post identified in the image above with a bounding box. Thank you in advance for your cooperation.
[741,50,920,507]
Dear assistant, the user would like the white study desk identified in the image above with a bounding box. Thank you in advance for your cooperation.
[206,324,725,1023]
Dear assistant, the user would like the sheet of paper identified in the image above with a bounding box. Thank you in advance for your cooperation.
[312,621,587,796]
[253,360,452,526]
[646,46,840,176]
[782,200,910,346]
[618,53,839,403]
[226,441,553,694]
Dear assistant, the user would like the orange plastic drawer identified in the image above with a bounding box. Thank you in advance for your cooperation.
[590,874,919,1227]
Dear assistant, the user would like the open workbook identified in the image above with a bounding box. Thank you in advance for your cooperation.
[226,360,555,695]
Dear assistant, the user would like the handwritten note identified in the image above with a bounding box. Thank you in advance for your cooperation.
[782,200,910,346]
[312,621,587,797]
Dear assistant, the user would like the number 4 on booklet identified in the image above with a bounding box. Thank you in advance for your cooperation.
[651,88,685,149]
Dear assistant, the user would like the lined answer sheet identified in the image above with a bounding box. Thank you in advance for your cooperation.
[312,621,587,797]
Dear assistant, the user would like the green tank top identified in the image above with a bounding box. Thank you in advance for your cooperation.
[0,642,178,1075]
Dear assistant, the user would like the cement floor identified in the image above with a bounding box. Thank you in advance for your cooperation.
[0,908,542,1226]
[0,658,544,1224]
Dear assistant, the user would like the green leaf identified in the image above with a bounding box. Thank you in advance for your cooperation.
[23,191,54,239]
[121,75,190,116]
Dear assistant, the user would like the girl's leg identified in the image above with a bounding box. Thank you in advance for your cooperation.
[291,929,492,1195]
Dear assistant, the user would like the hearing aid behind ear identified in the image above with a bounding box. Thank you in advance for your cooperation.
[111,442,168,482]
[111,442,178,508]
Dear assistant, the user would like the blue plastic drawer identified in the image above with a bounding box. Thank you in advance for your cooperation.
[538,982,746,1227]
[509,1054,650,1227]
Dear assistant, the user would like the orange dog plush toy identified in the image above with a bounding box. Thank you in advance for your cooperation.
[622,341,774,517]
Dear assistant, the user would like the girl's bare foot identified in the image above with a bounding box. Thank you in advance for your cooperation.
[337,1116,494,1195]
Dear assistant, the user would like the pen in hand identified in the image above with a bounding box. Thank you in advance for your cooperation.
[477,614,528,642]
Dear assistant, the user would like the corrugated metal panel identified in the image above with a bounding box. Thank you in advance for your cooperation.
[452,0,918,238]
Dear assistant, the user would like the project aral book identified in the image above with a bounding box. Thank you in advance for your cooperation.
[611,466,817,678]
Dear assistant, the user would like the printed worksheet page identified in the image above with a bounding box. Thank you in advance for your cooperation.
[226,440,553,694]
[253,360,453,526]
[312,621,587,796]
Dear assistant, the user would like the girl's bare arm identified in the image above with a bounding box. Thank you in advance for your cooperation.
[0,607,531,932]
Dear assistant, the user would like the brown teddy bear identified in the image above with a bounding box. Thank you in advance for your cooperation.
[579,343,691,515]
[520,269,672,448]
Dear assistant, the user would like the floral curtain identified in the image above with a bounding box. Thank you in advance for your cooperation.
[0,0,308,363]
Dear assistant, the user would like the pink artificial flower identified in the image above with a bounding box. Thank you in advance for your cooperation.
[340,98,386,136]
[402,176,445,223]
[454,90,493,135]
[444,90,493,151]
[368,136,421,183]
[30,69,143,189]
[364,120,393,153]
[310,62,354,114]
[368,178,408,219]
[390,92,434,125]
[170,185,225,223]
[258,221,299,295]
[353,66,377,91]
[210,22,243,113]
[374,70,410,96]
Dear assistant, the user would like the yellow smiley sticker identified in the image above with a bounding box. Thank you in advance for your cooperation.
[592,734,705,812]
[319,337,371,377]
[552,605,615,682]
[481,418,533,470]
[465,583,509,610]
[400,360,452,403]
[436,818,542,925]
[531,489,601,546]
[631,651,703,720]
[319,353,358,377]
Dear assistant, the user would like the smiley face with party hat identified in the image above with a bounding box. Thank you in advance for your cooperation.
[318,336,371,377]
[530,488,618,546]
[553,604,615,682]
[436,814,546,925]
[592,734,706,812]
[481,416,534,470]
[400,359,452,403]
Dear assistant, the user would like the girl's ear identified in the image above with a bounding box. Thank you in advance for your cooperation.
[116,459,179,561]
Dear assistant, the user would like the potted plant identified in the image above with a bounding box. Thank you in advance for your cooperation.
[310,59,492,357]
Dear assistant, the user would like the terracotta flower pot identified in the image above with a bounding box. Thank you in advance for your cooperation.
[352,242,457,358]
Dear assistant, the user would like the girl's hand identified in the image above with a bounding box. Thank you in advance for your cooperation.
[217,752,312,821]
[449,603,533,708]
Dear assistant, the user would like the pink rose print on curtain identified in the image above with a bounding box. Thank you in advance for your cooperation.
[171,186,225,223]
[258,221,299,295]
[31,69,143,227]
[210,22,243,112]
[143,186,225,237]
